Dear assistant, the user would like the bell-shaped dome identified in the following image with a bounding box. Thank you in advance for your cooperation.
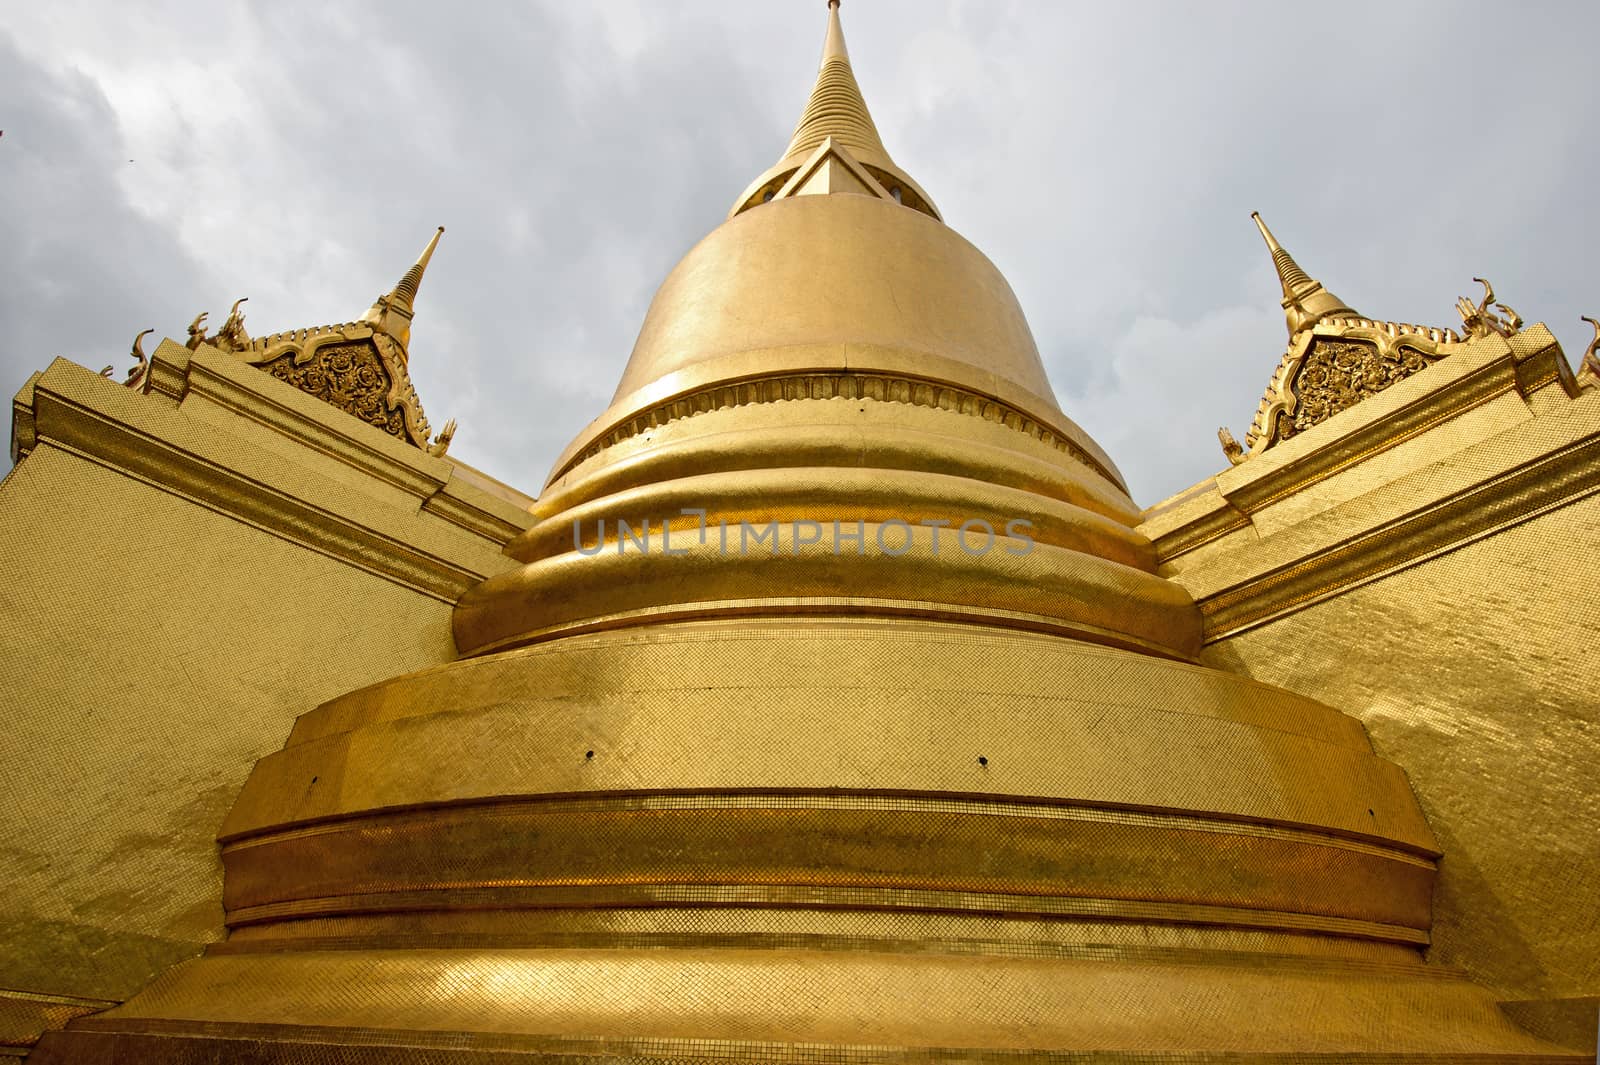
[599,193,1101,477]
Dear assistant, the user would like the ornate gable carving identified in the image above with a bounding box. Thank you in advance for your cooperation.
[256,336,407,441]
[166,229,456,456]
[1232,277,1528,461]
[1243,321,1461,454]
[1222,214,1530,466]
[240,322,435,450]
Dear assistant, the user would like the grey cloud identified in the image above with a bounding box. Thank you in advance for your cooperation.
[0,31,209,405]
[2,2,1595,504]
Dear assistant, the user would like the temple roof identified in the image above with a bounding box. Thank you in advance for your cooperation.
[1223,217,1541,465]
[178,228,455,456]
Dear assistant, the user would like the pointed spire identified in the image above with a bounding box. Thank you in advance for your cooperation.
[822,1,847,62]
[1252,213,1315,299]
[782,2,889,166]
[1251,212,1359,337]
[391,226,444,315]
[362,226,444,351]
[732,2,938,220]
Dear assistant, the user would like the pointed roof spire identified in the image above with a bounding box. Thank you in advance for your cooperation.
[823,0,847,60]
[730,3,939,220]
[391,226,444,315]
[1252,212,1315,299]
[362,226,444,351]
[782,1,888,166]
[1251,212,1359,336]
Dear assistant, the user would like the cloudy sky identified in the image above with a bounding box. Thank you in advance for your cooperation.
[3,1,1596,507]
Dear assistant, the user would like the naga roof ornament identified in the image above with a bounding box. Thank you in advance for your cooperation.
[101,327,155,393]
[1580,315,1600,381]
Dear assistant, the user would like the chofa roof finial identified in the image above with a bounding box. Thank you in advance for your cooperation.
[362,226,445,350]
[1250,211,1359,337]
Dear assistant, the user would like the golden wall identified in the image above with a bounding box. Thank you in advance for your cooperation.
[0,345,531,1052]
[1203,495,1599,1002]
[0,445,456,999]
[1142,322,1600,1037]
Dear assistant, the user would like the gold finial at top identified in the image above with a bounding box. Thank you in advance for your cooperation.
[730,4,939,219]
[362,226,444,350]
[1251,211,1280,252]
[782,2,885,167]
[822,1,846,59]
[1250,211,1359,337]
[391,226,445,316]
[1252,212,1314,296]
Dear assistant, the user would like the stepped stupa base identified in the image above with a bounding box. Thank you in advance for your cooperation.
[31,616,1573,1060]
[2,2,1593,1060]
[34,943,1583,1062]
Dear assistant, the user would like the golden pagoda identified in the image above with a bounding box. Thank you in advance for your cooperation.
[3,3,1597,1060]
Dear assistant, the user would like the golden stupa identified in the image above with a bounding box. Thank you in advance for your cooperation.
[4,4,1597,1060]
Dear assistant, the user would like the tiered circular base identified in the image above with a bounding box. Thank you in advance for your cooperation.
[35,619,1582,1060]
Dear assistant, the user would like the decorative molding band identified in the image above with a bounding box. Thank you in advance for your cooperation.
[1147,348,1527,567]
[8,371,41,464]
[1146,502,1251,565]
[217,790,1434,946]
[64,1013,1544,1065]
[456,594,1196,665]
[222,791,1433,860]
[35,386,485,603]
[207,931,1443,974]
[1225,351,1518,517]
[421,489,527,546]
[183,354,444,500]
[553,371,1123,490]
[220,883,1430,947]
[1199,433,1600,641]
[184,355,526,546]
[0,987,117,1052]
